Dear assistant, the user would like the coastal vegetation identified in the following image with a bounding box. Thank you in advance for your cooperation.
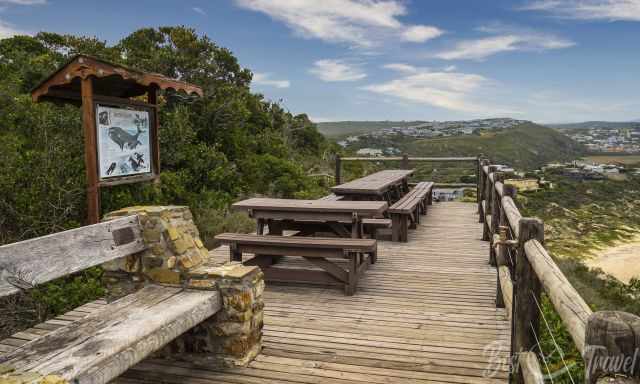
[516,172,640,382]
[0,26,333,336]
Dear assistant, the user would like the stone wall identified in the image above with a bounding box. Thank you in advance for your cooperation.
[101,205,263,367]
[158,262,265,367]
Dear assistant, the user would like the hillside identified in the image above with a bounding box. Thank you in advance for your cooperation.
[407,123,584,169]
[549,121,640,130]
[345,122,584,170]
[316,120,426,137]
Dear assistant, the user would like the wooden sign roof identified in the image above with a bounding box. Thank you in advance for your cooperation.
[31,55,203,103]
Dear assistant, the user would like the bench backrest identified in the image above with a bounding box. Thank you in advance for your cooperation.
[0,215,146,298]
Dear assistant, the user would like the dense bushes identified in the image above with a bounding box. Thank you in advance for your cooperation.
[0,26,334,245]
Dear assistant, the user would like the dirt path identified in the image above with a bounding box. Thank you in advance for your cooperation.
[586,234,640,284]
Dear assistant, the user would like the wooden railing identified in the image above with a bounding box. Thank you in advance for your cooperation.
[478,157,640,384]
[334,154,479,188]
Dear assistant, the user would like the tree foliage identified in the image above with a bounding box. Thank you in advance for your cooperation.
[0,26,334,246]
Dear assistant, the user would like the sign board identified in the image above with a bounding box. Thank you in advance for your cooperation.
[95,103,155,181]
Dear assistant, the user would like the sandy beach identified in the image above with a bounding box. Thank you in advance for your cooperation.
[586,234,640,284]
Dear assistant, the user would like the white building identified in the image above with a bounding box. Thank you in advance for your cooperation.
[356,148,383,156]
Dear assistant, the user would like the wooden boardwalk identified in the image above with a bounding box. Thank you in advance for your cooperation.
[1,202,510,383]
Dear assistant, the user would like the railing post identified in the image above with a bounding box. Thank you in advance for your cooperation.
[335,154,341,185]
[476,155,482,214]
[512,218,544,384]
[478,159,489,223]
[489,172,504,266]
[584,311,640,383]
[482,165,498,241]
[401,153,409,169]
[495,183,516,309]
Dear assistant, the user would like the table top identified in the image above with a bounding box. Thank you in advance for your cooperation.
[232,198,388,216]
[331,170,414,195]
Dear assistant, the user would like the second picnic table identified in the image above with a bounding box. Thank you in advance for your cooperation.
[232,198,388,238]
[331,169,414,202]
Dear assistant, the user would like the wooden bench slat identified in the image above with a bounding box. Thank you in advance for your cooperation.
[4,285,221,384]
[318,194,344,201]
[0,216,146,298]
[361,218,392,227]
[215,233,376,251]
[215,234,376,295]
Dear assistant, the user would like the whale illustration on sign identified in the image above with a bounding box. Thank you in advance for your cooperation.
[108,126,144,150]
[98,105,151,179]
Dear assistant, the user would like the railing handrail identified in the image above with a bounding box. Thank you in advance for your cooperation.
[334,153,480,186]
[339,156,478,162]
[478,157,640,384]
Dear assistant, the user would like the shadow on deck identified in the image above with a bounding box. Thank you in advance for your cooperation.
[116,201,511,384]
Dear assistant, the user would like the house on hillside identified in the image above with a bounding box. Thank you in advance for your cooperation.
[356,148,383,156]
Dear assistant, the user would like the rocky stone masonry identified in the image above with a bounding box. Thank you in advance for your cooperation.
[102,205,208,296]
[101,205,264,368]
[157,261,265,367]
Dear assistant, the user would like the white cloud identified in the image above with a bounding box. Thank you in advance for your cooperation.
[400,25,444,42]
[522,0,640,21]
[0,0,46,4]
[234,0,443,47]
[363,65,494,112]
[0,20,28,38]
[383,63,418,73]
[444,65,457,72]
[192,7,206,16]
[310,59,367,82]
[252,72,290,88]
[434,26,575,60]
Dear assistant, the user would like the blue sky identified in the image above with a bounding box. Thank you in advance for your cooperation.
[2,0,640,123]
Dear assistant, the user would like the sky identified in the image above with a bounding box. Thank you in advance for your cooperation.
[2,0,640,123]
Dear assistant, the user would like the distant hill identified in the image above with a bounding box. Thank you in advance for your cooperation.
[549,121,640,130]
[343,122,584,170]
[316,121,427,137]
[406,123,584,169]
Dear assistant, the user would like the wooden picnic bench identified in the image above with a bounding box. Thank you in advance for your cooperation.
[0,216,222,384]
[331,169,413,203]
[389,182,434,242]
[232,198,387,239]
[215,233,376,295]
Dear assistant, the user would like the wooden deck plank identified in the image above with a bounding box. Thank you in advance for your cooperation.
[4,202,508,384]
[117,201,509,384]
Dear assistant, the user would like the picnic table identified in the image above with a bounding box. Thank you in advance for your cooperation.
[331,169,414,202]
[232,198,388,238]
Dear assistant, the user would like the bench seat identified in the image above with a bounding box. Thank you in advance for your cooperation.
[0,285,221,384]
[215,233,376,295]
[388,182,434,242]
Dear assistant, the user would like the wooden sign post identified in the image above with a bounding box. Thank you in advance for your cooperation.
[31,55,202,224]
